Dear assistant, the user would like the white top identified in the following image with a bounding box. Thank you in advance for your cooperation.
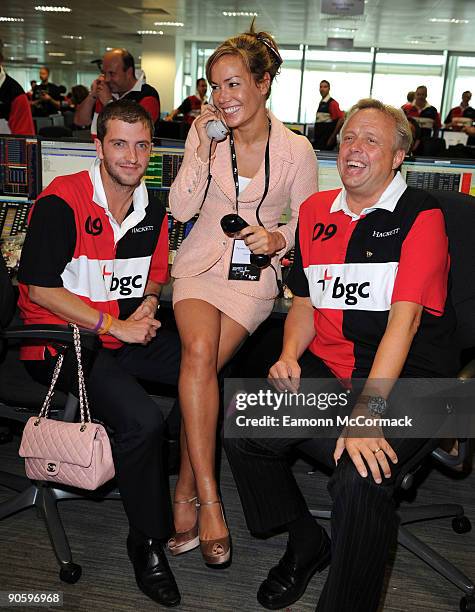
[238,175,252,194]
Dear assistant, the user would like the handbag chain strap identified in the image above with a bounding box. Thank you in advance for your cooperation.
[36,324,92,428]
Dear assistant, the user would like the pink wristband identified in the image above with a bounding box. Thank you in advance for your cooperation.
[93,311,104,333]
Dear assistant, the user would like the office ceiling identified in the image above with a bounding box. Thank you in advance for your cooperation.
[1,0,475,70]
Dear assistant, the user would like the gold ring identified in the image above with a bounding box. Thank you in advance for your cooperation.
[373,447,381,454]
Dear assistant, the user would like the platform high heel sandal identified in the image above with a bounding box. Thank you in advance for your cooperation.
[167,496,200,556]
[198,500,231,568]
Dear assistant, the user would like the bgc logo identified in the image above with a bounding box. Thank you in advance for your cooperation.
[102,266,144,296]
[317,269,370,306]
[110,273,143,296]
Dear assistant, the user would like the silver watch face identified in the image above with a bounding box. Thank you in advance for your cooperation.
[367,396,387,416]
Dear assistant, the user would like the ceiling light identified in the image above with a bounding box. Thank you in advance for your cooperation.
[154,21,184,27]
[9,57,22,61]
[48,52,66,56]
[61,60,74,64]
[106,47,113,51]
[76,50,94,55]
[0,16,24,22]
[62,34,83,40]
[35,5,72,12]
[429,17,469,24]
[222,11,259,17]
[137,30,163,35]
[329,27,357,33]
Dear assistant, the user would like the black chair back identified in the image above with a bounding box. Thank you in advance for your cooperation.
[428,190,475,349]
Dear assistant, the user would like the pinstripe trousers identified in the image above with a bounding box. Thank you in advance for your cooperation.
[224,352,429,612]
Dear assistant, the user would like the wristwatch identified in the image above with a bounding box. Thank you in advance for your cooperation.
[142,294,160,312]
[359,395,388,417]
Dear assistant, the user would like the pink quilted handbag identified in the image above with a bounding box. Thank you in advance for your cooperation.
[19,324,115,490]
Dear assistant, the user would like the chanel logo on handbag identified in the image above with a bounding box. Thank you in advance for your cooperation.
[19,324,115,491]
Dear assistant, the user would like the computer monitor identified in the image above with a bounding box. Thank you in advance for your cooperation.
[0,135,41,200]
[146,145,185,190]
[41,140,97,189]
[316,151,342,191]
[0,135,41,270]
[401,158,475,195]
[284,122,306,135]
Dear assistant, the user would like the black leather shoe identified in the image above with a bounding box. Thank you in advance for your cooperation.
[257,529,331,610]
[127,534,181,607]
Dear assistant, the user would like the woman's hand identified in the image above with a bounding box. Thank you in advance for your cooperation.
[238,226,285,256]
[193,103,227,161]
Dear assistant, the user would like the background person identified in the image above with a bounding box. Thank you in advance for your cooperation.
[17,100,181,608]
[0,49,35,134]
[313,79,344,150]
[444,90,475,128]
[168,24,318,567]
[165,77,208,125]
[403,84,441,138]
[30,66,61,117]
[225,99,457,612]
[74,48,160,137]
[401,89,415,113]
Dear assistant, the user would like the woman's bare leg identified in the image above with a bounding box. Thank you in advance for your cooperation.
[173,299,248,541]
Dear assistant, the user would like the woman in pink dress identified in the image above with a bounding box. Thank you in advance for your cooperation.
[168,24,318,567]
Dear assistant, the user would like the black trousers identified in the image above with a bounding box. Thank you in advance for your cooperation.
[25,328,181,541]
[224,351,429,612]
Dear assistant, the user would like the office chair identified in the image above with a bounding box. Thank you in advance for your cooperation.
[0,325,120,584]
[38,125,73,138]
[306,190,475,611]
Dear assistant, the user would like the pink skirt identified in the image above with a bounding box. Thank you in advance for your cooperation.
[172,256,274,334]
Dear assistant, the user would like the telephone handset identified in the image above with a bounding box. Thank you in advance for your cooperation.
[206,93,229,141]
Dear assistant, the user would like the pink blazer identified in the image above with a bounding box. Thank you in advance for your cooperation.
[169,111,318,299]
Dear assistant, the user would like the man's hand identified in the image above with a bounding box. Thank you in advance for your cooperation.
[93,77,113,106]
[238,226,285,256]
[129,296,159,322]
[268,355,301,393]
[110,316,160,345]
[333,405,398,483]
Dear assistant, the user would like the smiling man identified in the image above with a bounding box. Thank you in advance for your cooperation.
[74,48,160,138]
[225,99,457,611]
[17,99,181,607]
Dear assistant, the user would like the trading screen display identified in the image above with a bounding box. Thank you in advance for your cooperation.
[0,135,41,200]
[0,136,41,271]
[41,140,97,189]
[317,153,342,192]
[401,160,475,195]
[144,148,184,189]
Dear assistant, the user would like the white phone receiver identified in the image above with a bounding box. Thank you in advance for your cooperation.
[206,93,229,141]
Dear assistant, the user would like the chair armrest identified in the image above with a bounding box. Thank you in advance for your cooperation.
[1,324,98,351]
[457,359,475,380]
[431,439,470,467]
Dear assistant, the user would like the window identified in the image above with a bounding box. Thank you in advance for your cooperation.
[268,47,303,123]
[372,51,446,110]
[448,55,475,117]
[300,48,374,122]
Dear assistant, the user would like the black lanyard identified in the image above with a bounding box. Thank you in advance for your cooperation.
[229,119,271,226]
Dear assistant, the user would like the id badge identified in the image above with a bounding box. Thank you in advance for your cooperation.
[228,239,261,281]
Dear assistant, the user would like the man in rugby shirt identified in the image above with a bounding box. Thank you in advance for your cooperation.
[18,99,181,607]
[226,99,457,611]
[313,79,345,150]
[0,49,35,134]
[74,48,160,138]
